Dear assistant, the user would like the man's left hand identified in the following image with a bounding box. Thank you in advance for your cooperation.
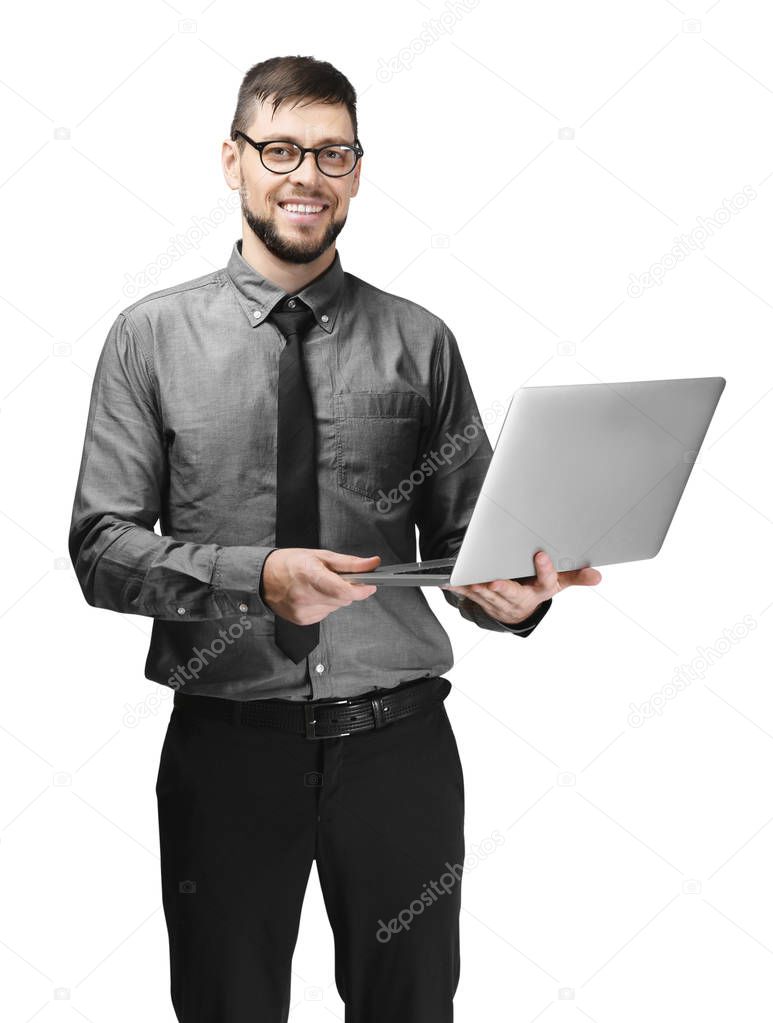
[441,550,602,626]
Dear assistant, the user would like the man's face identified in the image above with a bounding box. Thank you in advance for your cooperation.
[233,97,361,265]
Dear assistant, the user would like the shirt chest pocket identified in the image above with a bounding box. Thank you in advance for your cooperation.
[334,391,428,502]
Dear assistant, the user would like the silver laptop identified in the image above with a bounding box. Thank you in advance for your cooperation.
[339,376,726,587]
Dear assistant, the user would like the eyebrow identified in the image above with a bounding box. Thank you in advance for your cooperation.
[258,136,352,146]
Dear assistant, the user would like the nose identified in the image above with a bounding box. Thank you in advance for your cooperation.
[288,151,323,186]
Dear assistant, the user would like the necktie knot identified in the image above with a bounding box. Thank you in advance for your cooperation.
[270,299,316,342]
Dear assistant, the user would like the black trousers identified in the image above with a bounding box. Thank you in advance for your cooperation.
[155,678,465,1022]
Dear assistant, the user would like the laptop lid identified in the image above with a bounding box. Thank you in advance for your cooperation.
[449,376,726,586]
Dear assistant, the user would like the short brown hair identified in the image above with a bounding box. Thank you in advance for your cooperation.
[230,56,359,152]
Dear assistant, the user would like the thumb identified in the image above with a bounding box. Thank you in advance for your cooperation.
[318,551,382,571]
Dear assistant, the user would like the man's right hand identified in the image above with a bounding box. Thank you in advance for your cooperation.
[260,548,381,625]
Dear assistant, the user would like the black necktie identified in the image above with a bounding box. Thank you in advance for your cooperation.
[270,298,320,662]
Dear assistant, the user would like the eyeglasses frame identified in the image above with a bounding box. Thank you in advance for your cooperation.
[230,130,364,177]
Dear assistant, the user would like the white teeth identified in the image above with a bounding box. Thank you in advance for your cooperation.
[280,203,325,214]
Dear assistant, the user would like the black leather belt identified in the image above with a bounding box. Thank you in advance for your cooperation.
[172,675,451,740]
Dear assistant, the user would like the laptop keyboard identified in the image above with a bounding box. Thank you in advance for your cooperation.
[397,566,452,575]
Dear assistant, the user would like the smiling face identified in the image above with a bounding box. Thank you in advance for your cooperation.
[225,95,361,266]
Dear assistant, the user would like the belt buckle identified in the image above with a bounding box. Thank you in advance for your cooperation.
[304,698,351,740]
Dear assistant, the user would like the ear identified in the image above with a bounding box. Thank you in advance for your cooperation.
[350,157,362,198]
[222,137,241,191]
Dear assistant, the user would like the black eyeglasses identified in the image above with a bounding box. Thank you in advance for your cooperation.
[231,130,364,178]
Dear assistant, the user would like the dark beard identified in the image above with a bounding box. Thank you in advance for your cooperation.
[240,189,346,265]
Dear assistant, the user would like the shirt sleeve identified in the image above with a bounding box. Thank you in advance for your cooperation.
[67,312,276,622]
[414,321,551,638]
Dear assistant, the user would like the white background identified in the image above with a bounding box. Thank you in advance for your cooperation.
[2,0,772,1020]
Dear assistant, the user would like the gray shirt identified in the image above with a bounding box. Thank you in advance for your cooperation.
[68,238,551,701]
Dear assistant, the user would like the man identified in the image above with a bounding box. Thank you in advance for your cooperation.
[69,55,601,1023]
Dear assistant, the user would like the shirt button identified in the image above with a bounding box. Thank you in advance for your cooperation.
[238,602,248,613]
[287,298,297,308]
[176,607,186,615]
[315,663,325,674]
[253,309,261,318]
[321,314,329,322]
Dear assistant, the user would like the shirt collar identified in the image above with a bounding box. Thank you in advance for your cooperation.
[224,237,345,334]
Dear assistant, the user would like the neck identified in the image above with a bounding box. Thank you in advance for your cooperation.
[240,234,336,294]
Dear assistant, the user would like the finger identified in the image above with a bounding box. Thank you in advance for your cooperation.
[466,583,522,620]
[556,565,603,587]
[444,582,517,606]
[462,589,500,617]
[309,563,376,603]
[441,584,479,599]
[445,581,501,615]
[314,551,381,600]
[318,551,382,572]
[532,550,560,591]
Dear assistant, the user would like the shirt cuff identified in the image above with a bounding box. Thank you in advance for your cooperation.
[212,545,276,618]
